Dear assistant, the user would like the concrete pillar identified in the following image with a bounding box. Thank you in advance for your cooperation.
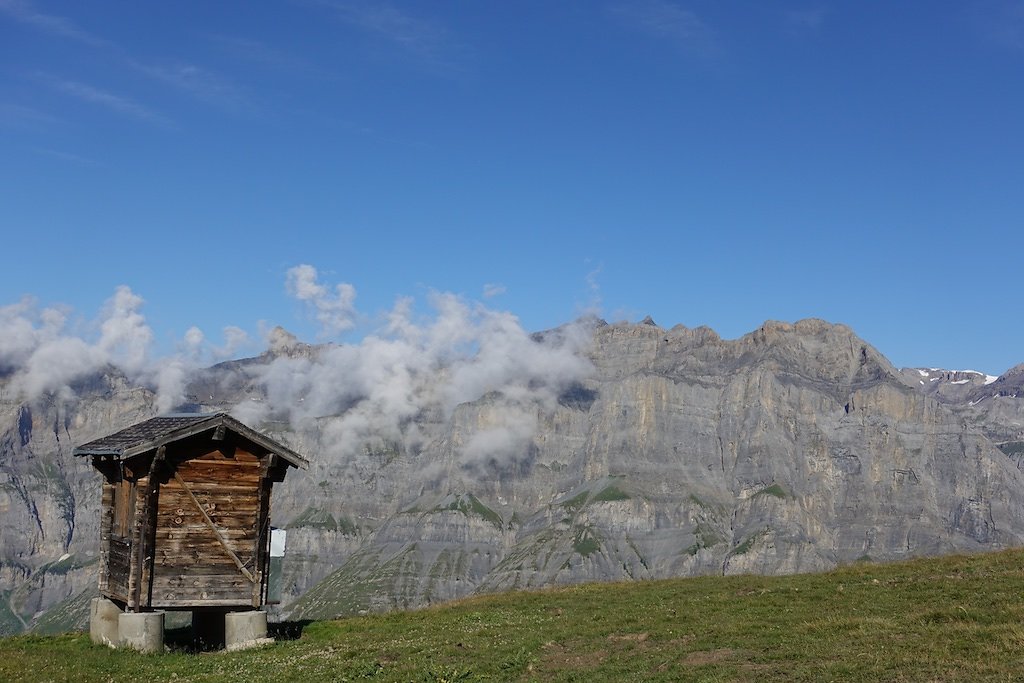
[118,611,165,654]
[89,597,122,648]
[225,610,273,651]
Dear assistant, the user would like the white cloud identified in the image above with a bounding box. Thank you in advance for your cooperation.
[459,407,538,472]
[33,148,102,166]
[482,283,506,298]
[0,288,153,399]
[97,286,153,373]
[0,269,597,469]
[18,336,104,397]
[580,263,603,318]
[43,76,170,125]
[220,326,249,358]
[180,325,249,363]
[183,326,205,356]
[0,0,108,47]
[608,0,719,56]
[0,297,51,370]
[286,264,359,337]
[126,59,250,110]
[8,2,245,116]
[310,0,468,74]
[0,287,253,412]
[318,0,450,58]
[244,269,597,463]
[152,357,191,413]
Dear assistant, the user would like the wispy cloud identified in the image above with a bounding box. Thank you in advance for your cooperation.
[5,1,249,113]
[483,283,506,299]
[329,1,447,53]
[309,0,466,71]
[608,0,719,57]
[0,0,107,47]
[229,265,596,462]
[205,33,324,77]
[0,103,61,129]
[286,264,359,338]
[34,147,103,166]
[580,263,603,318]
[127,59,251,110]
[41,75,171,126]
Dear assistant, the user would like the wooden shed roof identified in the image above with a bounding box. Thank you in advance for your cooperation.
[72,412,308,469]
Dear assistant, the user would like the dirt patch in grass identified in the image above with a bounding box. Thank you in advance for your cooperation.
[544,630,655,671]
[541,641,608,670]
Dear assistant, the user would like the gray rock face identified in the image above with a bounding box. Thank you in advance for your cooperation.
[903,364,1024,468]
[285,319,1024,619]
[0,373,157,634]
[4,318,1024,630]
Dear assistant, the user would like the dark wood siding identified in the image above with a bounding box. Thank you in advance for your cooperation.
[100,474,135,604]
[126,474,151,610]
[150,448,264,608]
[98,481,114,596]
[86,423,298,612]
[105,538,132,602]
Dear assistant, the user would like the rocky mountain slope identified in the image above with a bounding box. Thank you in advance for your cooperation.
[899,364,1024,467]
[3,318,1024,631]
[0,374,156,634]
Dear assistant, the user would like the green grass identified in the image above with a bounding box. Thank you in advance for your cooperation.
[731,528,768,556]
[0,590,25,636]
[590,484,630,504]
[288,507,359,534]
[7,548,1024,681]
[684,522,725,556]
[41,554,98,576]
[755,484,788,500]
[559,490,590,513]
[571,526,601,557]
[32,589,95,635]
[435,494,504,529]
[560,478,632,514]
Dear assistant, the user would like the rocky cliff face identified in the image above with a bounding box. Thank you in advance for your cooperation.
[0,372,157,634]
[285,319,1024,620]
[3,318,1024,631]
[901,364,1024,468]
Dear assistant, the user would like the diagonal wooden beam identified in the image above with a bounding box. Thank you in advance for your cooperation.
[173,471,257,583]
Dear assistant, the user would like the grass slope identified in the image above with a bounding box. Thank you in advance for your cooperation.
[4,548,1024,682]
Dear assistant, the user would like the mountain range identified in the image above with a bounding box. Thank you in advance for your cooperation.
[2,317,1023,633]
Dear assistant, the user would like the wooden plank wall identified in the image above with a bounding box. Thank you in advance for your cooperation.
[98,481,133,602]
[98,482,113,594]
[255,466,273,605]
[126,474,150,610]
[150,448,264,608]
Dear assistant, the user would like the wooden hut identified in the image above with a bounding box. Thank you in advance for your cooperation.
[74,412,307,613]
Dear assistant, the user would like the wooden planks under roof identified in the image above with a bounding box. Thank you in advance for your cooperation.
[73,412,308,469]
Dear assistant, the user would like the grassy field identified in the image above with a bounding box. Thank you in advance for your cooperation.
[4,548,1024,682]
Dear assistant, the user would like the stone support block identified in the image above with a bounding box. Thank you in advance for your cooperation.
[118,611,165,654]
[89,597,122,648]
[225,610,273,651]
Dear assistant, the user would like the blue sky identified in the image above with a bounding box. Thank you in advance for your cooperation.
[2,1,1023,374]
